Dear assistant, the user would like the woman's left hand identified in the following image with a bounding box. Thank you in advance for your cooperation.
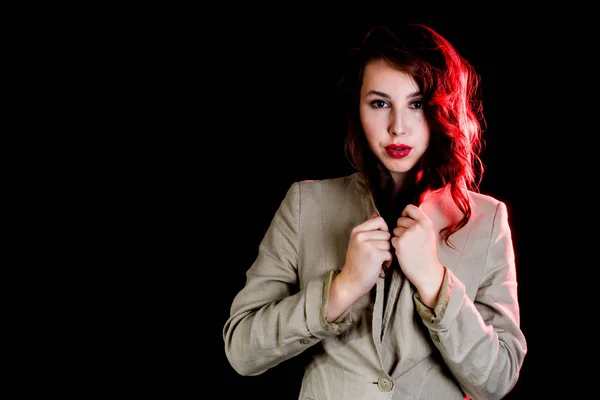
[391,204,445,307]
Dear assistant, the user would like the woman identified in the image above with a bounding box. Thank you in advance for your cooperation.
[223,23,527,400]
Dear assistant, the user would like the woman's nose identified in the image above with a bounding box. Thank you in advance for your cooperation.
[388,111,404,136]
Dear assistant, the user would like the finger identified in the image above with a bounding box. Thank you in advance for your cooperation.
[380,253,392,277]
[354,215,389,233]
[400,204,427,221]
[381,250,392,265]
[371,239,391,251]
[395,216,416,229]
[355,230,391,243]
[392,226,407,237]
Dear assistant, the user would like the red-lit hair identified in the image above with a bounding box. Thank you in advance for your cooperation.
[341,23,486,246]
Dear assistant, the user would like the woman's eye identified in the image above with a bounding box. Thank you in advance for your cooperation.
[410,100,424,109]
[370,100,388,108]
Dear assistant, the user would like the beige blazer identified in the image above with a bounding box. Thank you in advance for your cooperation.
[223,173,527,400]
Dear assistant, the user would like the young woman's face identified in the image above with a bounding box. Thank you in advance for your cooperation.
[359,59,431,186]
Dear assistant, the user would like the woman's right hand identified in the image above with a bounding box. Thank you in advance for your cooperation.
[336,214,392,300]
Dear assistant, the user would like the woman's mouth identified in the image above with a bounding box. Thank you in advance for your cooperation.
[384,145,412,159]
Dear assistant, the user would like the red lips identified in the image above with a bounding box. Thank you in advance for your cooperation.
[384,144,412,159]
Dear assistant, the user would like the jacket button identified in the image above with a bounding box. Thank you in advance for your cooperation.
[300,338,311,345]
[377,376,394,392]
[431,333,440,342]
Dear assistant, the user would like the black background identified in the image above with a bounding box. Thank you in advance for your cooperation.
[28,4,597,398]
[208,16,546,400]
[151,9,588,399]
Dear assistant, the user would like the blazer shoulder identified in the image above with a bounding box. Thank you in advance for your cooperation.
[296,174,358,192]
[468,191,510,219]
[469,191,501,206]
[292,174,363,210]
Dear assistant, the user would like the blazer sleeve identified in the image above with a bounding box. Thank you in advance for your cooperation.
[222,182,352,377]
[414,201,528,400]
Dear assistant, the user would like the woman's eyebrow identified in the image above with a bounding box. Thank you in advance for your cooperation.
[365,90,390,98]
[365,90,422,99]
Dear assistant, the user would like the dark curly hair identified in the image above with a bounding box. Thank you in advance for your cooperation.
[340,23,486,248]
